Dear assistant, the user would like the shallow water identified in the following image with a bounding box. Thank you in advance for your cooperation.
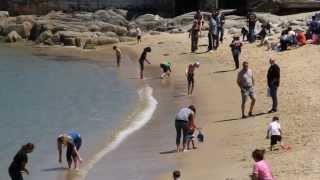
[0,44,138,180]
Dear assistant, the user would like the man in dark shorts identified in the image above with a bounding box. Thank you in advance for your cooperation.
[139,47,151,79]
[186,62,200,95]
[9,143,34,180]
[57,131,83,169]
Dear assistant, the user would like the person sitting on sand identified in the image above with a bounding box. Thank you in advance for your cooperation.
[175,105,196,152]
[57,131,83,169]
[139,47,152,79]
[9,143,34,180]
[186,62,200,95]
[136,27,142,44]
[266,116,283,151]
[237,61,256,118]
[230,35,243,69]
[160,61,172,79]
[279,30,289,51]
[296,31,306,46]
[113,46,122,67]
[173,170,181,180]
[251,149,274,180]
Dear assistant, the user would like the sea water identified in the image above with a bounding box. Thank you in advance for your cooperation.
[0,44,155,180]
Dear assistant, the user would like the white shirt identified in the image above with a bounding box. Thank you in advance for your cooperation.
[238,69,254,87]
[176,108,193,121]
[137,28,142,36]
[268,121,281,136]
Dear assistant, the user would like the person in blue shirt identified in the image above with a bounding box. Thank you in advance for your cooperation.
[57,131,82,169]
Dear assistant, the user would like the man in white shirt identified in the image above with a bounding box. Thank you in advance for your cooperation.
[237,61,256,118]
[266,116,282,151]
[175,105,196,152]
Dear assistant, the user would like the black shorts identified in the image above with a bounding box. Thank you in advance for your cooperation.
[187,74,194,84]
[9,166,23,180]
[66,138,82,162]
[270,135,282,145]
[160,64,169,72]
[139,61,144,71]
[137,36,141,40]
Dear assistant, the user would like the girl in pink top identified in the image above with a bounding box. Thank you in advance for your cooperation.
[251,149,274,180]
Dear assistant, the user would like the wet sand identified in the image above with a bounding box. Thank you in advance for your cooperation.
[33,30,320,180]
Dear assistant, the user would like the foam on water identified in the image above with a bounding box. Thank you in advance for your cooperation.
[76,85,158,180]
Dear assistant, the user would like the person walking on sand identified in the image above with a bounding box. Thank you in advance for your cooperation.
[230,35,243,69]
[136,27,142,44]
[247,10,257,43]
[175,105,196,152]
[9,143,34,180]
[57,131,83,169]
[251,149,274,180]
[189,20,200,53]
[139,47,151,79]
[266,116,283,151]
[173,170,181,180]
[113,46,122,67]
[194,10,204,35]
[237,61,256,118]
[267,58,280,113]
[208,12,218,52]
[186,61,200,95]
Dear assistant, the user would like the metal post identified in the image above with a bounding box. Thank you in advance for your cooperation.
[216,0,219,9]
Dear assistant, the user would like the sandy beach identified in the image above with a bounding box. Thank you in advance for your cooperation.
[30,28,320,180]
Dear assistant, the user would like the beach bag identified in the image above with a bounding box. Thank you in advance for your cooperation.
[197,130,204,142]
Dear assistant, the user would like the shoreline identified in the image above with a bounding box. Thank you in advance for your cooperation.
[4,22,320,180]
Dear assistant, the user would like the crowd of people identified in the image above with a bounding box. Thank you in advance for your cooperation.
[11,8,320,180]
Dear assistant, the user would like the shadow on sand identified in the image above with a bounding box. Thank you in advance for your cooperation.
[213,69,236,74]
[41,167,69,172]
[159,149,177,155]
[214,112,268,123]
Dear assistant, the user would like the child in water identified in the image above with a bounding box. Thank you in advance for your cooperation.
[160,61,172,79]
[113,46,122,67]
[139,47,151,79]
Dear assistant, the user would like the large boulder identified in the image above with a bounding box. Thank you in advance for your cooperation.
[36,30,53,44]
[135,14,166,31]
[95,21,128,36]
[119,36,135,42]
[6,31,22,42]
[0,11,9,19]
[1,22,32,38]
[95,36,119,45]
[29,21,48,41]
[93,9,129,26]
[59,31,83,46]
[16,15,36,24]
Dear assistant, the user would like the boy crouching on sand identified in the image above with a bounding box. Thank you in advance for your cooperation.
[160,61,172,79]
[266,116,283,151]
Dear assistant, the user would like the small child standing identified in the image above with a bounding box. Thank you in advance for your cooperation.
[136,27,142,44]
[113,46,122,67]
[251,149,274,180]
[186,116,199,150]
[266,116,282,151]
[173,170,181,180]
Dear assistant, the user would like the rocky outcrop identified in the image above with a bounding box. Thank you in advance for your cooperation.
[6,31,22,42]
